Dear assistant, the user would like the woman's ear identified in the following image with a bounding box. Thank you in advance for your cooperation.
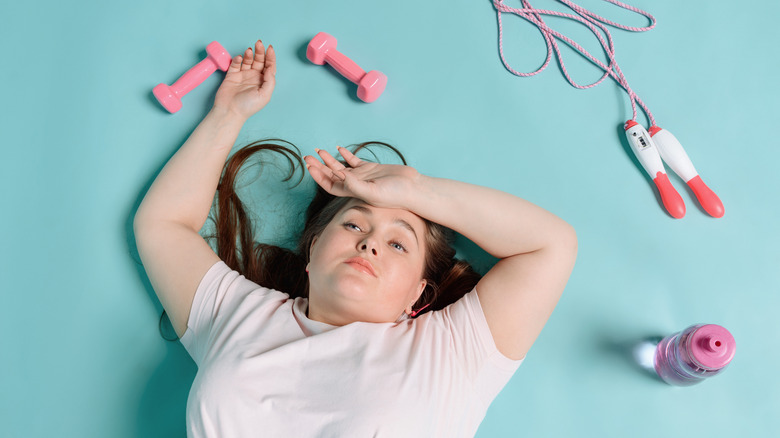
[405,279,428,314]
[417,279,427,299]
[309,235,319,259]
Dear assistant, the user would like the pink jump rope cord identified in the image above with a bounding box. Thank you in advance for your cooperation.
[491,0,725,219]
[493,0,656,125]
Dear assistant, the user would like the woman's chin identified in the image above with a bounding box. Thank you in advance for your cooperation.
[332,275,376,299]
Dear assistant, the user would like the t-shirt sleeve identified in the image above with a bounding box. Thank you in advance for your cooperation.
[431,288,524,404]
[179,261,286,365]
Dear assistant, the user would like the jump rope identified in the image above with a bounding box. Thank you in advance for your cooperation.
[491,0,724,219]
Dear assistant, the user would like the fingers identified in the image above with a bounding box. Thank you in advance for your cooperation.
[305,152,346,181]
[304,153,338,176]
[240,47,254,71]
[315,148,347,176]
[238,40,275,92]
[237,40,270,72]
[304,155,344,194]
[251,40,266,72]
[305,151,373,199]
[263,44,277,82]
[304,160,336,192]
[336,146,362,168]
[227,55,243,73]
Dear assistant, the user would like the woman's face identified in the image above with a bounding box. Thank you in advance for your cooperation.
[306,198,428,325]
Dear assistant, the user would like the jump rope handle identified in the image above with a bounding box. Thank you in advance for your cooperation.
[624,121,686,219]
[625,121,725,219]
[648,126,725,218]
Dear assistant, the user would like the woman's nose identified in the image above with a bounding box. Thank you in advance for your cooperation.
[359,240,378,256]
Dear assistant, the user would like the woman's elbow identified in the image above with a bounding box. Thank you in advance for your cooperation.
[133,207,153,236]
[556,222,578,260]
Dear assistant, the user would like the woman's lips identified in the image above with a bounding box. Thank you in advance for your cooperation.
[344,257,377,277]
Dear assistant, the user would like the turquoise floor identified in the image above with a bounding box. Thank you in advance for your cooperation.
[2,0,778,436]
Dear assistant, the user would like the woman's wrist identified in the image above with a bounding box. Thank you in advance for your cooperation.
[209,104,249,127]
[403,173,440,213]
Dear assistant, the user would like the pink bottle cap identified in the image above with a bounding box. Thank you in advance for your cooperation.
[689,324,736,370]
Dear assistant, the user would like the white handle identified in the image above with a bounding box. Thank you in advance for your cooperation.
[624,121,686,218]
[624,121,665,179]
[649,127,698,182]
[650,126,724,218]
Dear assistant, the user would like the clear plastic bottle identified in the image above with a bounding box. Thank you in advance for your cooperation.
[653,324,736,386]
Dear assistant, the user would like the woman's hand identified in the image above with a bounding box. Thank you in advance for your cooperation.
[213,40,276,121]
[304,147,421,209]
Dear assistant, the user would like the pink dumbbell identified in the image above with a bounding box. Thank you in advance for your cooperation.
[306,32,387,103]
[153,41,232,113]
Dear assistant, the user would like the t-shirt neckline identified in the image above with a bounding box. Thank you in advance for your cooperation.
[292,297,339,336]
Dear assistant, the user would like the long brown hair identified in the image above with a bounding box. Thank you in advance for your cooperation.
[159,140,481,339]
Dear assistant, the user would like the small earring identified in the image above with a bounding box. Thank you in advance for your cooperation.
[409,303,431,317]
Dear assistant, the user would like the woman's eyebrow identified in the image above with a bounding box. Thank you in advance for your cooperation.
[393,218,418,245]
[344,205,419,245]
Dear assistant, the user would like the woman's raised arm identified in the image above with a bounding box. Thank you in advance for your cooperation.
[305,147,577,360]
[134,41,276,337]
[410,176,577,360]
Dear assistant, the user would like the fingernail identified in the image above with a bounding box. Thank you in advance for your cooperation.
[314,148,321,153]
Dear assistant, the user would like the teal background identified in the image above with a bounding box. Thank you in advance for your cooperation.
[2,0,778,436]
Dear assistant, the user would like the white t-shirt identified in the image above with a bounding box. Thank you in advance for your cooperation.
[180,261,522,438]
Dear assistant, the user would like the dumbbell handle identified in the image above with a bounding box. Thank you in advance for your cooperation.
[324,49,366,84]
[169,57,221,97]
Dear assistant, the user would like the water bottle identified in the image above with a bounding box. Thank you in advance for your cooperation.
[653,324,736,386]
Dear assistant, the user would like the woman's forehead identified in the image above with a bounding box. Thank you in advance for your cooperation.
[340,199,426,233]
[342,198,422,220]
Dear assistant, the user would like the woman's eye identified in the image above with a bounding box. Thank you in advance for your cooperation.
[344,222,361,231]
[390,241,406,252]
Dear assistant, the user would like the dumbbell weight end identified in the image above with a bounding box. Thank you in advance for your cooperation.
[357,70,387,103]
[153,83,183,113]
